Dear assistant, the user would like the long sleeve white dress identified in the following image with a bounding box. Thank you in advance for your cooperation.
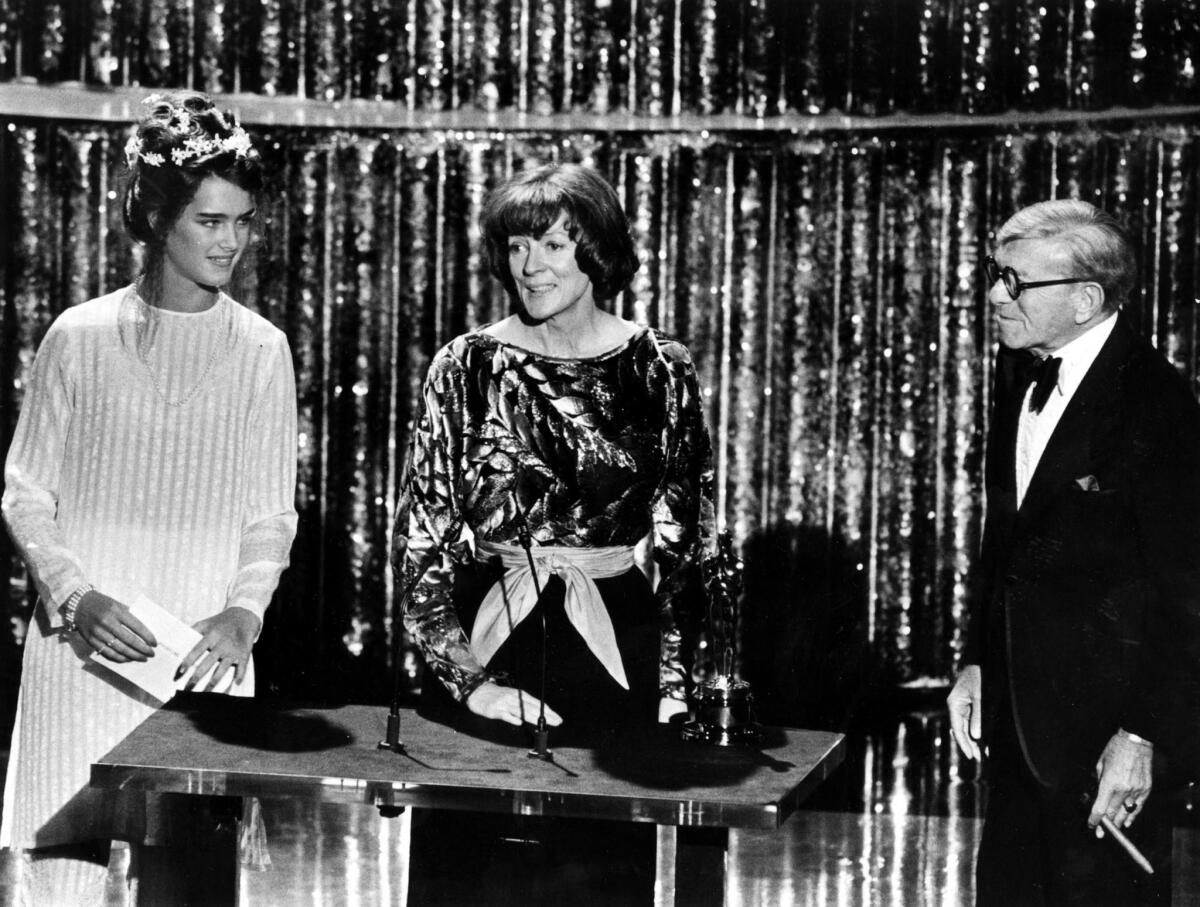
[0,284,297,849]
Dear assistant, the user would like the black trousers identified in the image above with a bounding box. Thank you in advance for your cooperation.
[408,810,656,907]
[409,564,662,906]
[976,707,1172,907]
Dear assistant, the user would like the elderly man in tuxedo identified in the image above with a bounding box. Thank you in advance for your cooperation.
[948,199,1200,906]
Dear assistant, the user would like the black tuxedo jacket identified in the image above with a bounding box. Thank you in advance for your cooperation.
[965,314,1200,792]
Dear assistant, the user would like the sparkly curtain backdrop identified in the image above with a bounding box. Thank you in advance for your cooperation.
[0,1,1199,112]
[2,0,1200,713]
[4,121,1199,704]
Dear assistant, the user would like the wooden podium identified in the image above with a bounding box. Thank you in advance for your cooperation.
[92,696,844,905]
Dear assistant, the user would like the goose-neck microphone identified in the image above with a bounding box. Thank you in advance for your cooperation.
[510,492,552,761]
[380,516,462,755]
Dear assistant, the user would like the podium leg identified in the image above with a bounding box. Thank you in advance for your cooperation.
[132,794,241,906]
[655,825,728,907]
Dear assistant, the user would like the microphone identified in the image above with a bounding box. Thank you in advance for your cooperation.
[510,492,552,761]
[379,516,463,756]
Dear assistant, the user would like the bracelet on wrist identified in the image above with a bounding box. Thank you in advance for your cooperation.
[1117,728,1154,748]
[59,584,94,632]
[459,673,494,702]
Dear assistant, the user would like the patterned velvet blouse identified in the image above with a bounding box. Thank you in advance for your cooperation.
[392,326,713,704]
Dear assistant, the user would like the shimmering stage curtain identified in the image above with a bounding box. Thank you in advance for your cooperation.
[3,0,1200,712]
[2,1,1200,114]
[3,120,1199,707]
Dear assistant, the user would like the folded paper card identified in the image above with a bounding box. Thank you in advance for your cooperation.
[89,594,233,703]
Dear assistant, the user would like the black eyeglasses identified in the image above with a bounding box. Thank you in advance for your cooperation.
[982,255,1091,300]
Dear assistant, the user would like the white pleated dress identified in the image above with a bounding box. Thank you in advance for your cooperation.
[0,285,298,850]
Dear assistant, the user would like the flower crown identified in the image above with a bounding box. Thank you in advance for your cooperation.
[124,94,254,169]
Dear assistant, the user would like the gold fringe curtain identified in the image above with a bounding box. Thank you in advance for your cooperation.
[0,1,1198,114]
[2,120,1198,703]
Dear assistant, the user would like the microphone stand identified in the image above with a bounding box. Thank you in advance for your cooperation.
[379,518,462,758]
[511,493,552,762]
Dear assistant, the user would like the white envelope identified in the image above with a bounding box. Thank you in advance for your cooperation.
[89,594,234,703]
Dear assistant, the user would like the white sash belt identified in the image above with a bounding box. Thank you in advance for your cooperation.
[470,541,634,690]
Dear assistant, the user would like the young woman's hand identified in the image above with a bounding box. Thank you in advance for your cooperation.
[179,606,261,691]
[72,590,157,662]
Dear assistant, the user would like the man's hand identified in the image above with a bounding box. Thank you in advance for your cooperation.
[73,590,157,663]
[1089,731,1153,833]
[947,664,983,761]
[466,682,563,728]
[179,607,261,692]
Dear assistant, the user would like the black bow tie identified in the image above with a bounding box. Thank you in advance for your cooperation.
[1017,355,1062,414]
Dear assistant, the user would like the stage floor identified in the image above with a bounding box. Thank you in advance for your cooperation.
[0,800,986,907]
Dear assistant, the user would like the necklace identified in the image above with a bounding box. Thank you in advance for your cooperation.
[125,284,231,408]
[142,333,224,408]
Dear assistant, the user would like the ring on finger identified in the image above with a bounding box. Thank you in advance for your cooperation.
[1123,799,1138,811]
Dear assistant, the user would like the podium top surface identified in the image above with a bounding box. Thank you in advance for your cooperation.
[92,697,845,829]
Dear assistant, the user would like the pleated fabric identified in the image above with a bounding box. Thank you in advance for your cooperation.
[0,286,298,850]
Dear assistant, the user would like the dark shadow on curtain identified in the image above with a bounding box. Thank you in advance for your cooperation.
[736,523,976,814]
[740,522,885,733]
[255,510,398,707]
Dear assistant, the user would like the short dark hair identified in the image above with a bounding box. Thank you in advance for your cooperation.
[122,91,265,248]
[479,163,639,302]
[997,200,1136,312]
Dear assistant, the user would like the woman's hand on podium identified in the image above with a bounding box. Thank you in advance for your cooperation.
[466,682,563,727]
[658,697,688,723]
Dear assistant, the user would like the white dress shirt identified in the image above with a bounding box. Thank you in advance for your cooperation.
[1015,313,1118,508]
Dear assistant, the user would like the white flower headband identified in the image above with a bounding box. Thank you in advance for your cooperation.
[124,94,254,169]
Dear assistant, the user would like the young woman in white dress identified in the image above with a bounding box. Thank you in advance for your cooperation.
[1,91,297,904]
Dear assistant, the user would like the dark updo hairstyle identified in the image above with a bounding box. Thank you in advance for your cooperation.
[479,163,640,302]
[122,91,264,249]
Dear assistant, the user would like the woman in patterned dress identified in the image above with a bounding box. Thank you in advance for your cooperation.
[1,92,297,904]
[393,162,712,903]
